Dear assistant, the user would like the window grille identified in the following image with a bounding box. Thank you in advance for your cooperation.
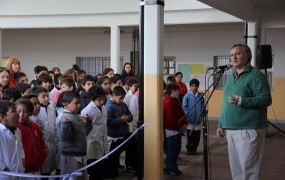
[213,55,231,89]
[163,56,176,75]
[213,55,273,89]
[76,57,123,76]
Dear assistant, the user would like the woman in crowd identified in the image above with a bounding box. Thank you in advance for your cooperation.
[52,67,61,75]
[121,63,134,85]
[0,67,10,91]
[5,56,21,88]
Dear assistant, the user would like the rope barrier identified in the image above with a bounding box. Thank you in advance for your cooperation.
[0,123,147,179]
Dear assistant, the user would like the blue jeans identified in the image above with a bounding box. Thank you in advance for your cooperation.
[165,133,182,172]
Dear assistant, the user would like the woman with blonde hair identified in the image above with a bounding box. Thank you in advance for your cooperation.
[64,68,78,83]
[5,56,21,87]
[52,67,61,75]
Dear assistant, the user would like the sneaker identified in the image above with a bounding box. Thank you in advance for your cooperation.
[177,157,186,165]
[118,164,125,169]
[131,170,138,177]
[125,166,138,176]
[167,170,182,175]
[125,166,132,171]
[175,170,182,175]
[104,177,119,180]
[186,150,197,155]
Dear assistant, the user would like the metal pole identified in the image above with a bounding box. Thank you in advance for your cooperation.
[244,21,248,44]
[203,110,209,180]
[137,1,145,179]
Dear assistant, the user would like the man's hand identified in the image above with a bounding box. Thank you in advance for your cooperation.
[120,115,129,122]
[228,95,239,105]
[216,128,225,137]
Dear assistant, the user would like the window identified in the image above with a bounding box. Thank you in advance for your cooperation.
[163,56,176,75]
[76,57,124,76]
[213,55,231,89]
[213,55,273,89]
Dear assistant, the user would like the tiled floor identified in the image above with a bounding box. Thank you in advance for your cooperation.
[117,120,285,180]
[164,120,285,180]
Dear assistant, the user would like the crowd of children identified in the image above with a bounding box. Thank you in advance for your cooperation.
[0,56,204,179]
[0,57,140,180]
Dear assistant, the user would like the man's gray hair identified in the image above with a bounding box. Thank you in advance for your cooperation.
[232,44,252,62]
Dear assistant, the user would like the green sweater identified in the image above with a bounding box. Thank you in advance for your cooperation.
[218,63,272,129]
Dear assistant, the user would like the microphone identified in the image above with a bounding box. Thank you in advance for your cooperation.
[211,70,223,75]
[208,64,231,70]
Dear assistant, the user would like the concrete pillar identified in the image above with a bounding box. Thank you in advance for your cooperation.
[110,25,120,73]
[142,0,164,179]
[247,22,259,66]
[0,30,2,62]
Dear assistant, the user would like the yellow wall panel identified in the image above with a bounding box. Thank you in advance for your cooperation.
[268,78,285,120]
[207,78,285,121]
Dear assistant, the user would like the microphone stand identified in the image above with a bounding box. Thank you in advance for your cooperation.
[179,69,224,124]
[179,68,226,180]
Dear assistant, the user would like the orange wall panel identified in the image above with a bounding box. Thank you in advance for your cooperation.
[207,78,285,121]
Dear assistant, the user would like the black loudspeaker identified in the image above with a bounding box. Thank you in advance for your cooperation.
[256,45,272,69]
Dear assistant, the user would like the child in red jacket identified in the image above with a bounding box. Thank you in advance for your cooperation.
[16,99,47,174]
[164,84,188,175]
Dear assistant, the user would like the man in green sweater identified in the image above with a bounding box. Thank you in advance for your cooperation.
[217,44,272,180]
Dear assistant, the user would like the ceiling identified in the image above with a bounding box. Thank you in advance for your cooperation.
[198,0,285,22]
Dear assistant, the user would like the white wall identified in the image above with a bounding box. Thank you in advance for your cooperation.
[120,31,134,63]
[164,24,244,63]
[2,28,111,80]
[2,24,242,80]
[2,23,284,81]
[265,28,285,78]
[0,0,210,16]
[0,0,240,28]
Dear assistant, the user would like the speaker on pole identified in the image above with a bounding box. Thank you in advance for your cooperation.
[256,45,273,69]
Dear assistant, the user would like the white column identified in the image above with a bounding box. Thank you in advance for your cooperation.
[247,22,259,66]
[143,0,164,179]
[0,30,2,61]
[110,25,120,73]
[144,3,164,76]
